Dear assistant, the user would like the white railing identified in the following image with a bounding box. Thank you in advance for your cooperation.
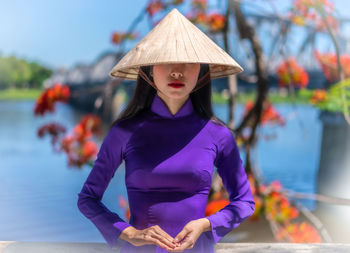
[1,241,350,253]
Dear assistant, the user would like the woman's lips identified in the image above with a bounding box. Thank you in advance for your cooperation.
[168,81,185,88]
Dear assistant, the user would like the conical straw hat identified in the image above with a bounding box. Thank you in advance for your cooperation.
[109,8,243,80]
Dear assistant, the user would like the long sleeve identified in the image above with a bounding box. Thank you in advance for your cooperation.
[77,123,132,249]
[205,127,255,243]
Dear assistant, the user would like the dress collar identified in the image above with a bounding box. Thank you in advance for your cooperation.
[150,93,194,118]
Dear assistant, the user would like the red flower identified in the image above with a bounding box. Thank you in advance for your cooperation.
[64,115,101,167]
[243,100,286,126]
[119,195,128,208]
[111,32,139,45]
[61,134,75,153]
[290,0,338,32]
[271,180,282,191]
[73,124,87,143]
[207,12,226,32]
[34,83,70,116]
[71,114,102,144]
[146,0,164,17]
[310,89,328,104]
[276,222,322,242]
[117,195,131,220]
[205,199,230,216]
[244,175,322,242]
[186,11,207,26]
[276,58,309,88]
[314,50,350,82]
[82,141,98,158]
[111,32,124,45]
[37,122,66,138]
[80,114,102,135]
[37,122,67,151]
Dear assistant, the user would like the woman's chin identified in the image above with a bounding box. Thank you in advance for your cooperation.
[167,92,190,99]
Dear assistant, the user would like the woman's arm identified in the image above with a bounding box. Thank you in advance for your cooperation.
[77,123,132,249]
[205,127,255,243]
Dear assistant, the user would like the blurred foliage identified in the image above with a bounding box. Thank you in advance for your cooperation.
[212,89,311,104]
[298,79,350,113]
[0,88,42,100]
[0,53,52,89]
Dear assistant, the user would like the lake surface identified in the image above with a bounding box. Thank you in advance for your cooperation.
[0,99,323,243]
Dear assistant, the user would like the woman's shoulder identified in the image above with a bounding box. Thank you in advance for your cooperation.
[206,118,239,160]
[108,112,148,139]
[207,117,234,140]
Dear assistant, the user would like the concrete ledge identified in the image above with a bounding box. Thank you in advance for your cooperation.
[1,241,350,253]
[215,243,350,252]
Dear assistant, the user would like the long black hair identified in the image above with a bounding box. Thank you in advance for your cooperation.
[109,63,228,130]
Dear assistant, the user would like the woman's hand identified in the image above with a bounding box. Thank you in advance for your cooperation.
[168,218,211,252]
[120,225,178,251]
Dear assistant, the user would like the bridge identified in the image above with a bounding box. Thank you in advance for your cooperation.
[42,9,350,120]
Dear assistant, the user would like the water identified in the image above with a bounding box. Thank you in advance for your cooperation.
[0,100,322,243]
[215,103,322,210]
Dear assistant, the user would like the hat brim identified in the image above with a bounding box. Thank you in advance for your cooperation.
[109,62,243,81]
[109,8,244,81]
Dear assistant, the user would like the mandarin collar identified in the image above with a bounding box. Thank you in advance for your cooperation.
[150,93,194,118]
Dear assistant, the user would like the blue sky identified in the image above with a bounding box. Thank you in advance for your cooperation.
[0,0,348,70]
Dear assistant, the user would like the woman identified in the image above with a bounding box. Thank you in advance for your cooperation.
[77,8,255,253]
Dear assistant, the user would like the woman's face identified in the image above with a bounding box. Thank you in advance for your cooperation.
[152,63,201,99]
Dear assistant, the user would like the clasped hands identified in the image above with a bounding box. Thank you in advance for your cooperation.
[121,218,211,252]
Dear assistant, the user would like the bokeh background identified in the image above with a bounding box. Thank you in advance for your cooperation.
[1,0,350,246]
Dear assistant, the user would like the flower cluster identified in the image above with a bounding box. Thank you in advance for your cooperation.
[206,12,226,31]
[111,32,139,45]
[262,184,299,223]
[310,89,328,104]
[187,0,226,32]
[248,174,322,242]
[60,114,102,168]
[243,100,286,126]
[315,50,350,82]
[276,222,322,242]
[34,83,105,168]
[205,199,230,216]
[204,176,231,216]
[146,0,164,17]
[289,0,338,32]
[297,79,350,113]
[146,0,184,17]
[34,83,70,116]
[37,122,67,151]
[144,0,226,32]
[119,195,131,221]
[249,176,299,223]
[276,58,309,88]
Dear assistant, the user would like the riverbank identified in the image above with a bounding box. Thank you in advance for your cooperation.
[0,88,310,105]
[0,88,42,100]
[212,88,310,104]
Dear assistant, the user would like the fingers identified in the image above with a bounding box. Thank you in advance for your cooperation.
[153,225,177,247]
[147,235,177,251]
[168,235,195,252]
[173,227,189,244]
[148,225,177,250]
